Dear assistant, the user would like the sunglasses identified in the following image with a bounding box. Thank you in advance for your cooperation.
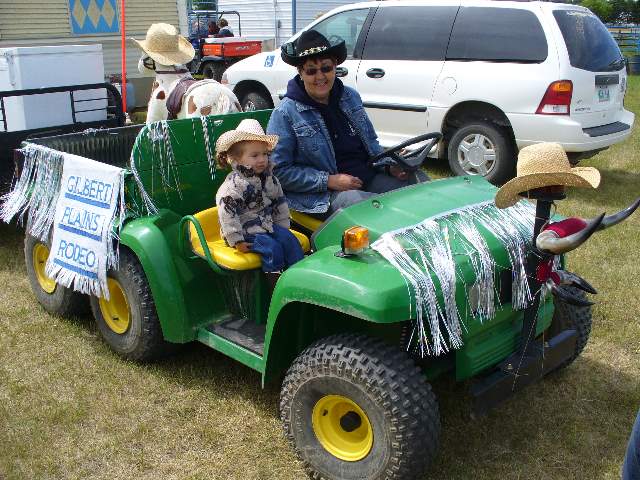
[302,64,335,76]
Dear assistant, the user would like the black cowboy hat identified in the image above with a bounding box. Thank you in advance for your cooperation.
[281,30,347,67]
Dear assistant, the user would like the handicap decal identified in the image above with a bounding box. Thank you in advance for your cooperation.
[264,55,275,68]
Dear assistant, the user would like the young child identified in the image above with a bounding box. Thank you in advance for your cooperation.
[215,119,304,273]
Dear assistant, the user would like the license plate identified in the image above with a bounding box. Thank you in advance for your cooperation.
[597,85,610,102]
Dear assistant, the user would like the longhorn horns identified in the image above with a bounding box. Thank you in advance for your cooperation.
[536,196,640,254]
[536,213,604,254]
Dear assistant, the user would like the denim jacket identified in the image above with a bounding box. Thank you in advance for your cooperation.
[266,86,384,213]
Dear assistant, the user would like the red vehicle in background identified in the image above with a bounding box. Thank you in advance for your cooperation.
[187,3,262,81]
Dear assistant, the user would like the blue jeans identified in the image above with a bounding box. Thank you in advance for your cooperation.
[246,224,304,272]
[623,408,640,480]
[329,171,427,213]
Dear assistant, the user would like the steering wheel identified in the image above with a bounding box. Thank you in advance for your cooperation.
[369,132,443,171]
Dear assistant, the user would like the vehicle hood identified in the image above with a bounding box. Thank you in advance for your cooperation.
[312,175,500,250]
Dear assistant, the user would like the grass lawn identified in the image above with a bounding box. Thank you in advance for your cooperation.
[1,78,639,480]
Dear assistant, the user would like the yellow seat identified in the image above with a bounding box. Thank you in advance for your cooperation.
[290,210,324,232]
[189,207,310,271]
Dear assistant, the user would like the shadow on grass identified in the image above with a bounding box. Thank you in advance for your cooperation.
[428,354,635,478]
[567,168,640,209]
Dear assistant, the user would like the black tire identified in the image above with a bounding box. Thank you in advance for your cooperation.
[24,234,88,317]
[90,248,171,361]
[447,120,515,184]
[280,333,440,480]
[547,286,593,370]
[241,91,271,112]
[202,62,225,81]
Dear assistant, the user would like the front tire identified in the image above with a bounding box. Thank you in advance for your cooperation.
[547,286,593,370]
[280,334,440,480]
[24,234,88,317]
[90,248,171,361]
[448,121,515,184]
[241,91,271,111]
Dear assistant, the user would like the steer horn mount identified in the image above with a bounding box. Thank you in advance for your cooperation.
[536,197,640,255]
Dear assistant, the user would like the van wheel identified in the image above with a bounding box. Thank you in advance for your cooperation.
[280,334,440,480]
[448,121,515,184]
[24,234,88,317]
[241,91,271,111]
[90,249,171,361]
[202,62,225,81]
[547,286,592,371]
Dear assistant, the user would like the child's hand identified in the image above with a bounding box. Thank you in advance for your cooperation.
[236,242,252,253]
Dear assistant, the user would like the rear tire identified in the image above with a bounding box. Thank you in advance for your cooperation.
[241,91,271,111]
[202,62,225,82]
[24,234,88,317]
[280,333,440,480]
[448,121,515,184]
[90,248,172,361]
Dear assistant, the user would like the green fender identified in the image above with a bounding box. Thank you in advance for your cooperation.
[261,246,411,384]
[118,212,190,343]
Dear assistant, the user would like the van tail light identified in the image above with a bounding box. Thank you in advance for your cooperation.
[536,80,573,115]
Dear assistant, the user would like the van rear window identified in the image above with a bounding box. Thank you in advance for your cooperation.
[553,10,624,72]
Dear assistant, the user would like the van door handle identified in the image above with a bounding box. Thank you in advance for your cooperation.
[366,68,385,78]
[335,66,348,77]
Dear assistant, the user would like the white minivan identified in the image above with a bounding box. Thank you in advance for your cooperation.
[222,0,634,183]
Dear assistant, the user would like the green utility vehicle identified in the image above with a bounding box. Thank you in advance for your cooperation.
[21,111,590,480]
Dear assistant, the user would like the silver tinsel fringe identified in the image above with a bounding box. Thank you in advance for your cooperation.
[1,143,127,299]
[372,200,536,357]
[0,143,64,241]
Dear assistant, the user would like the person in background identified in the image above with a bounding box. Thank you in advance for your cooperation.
[207,20,219,37]
[266,30,415,218]
[215,18,234,37]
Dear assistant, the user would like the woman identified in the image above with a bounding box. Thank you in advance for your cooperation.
[266,30,412,216]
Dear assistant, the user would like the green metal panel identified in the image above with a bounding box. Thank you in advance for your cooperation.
[119,210,232,343]
[197,328,264,372]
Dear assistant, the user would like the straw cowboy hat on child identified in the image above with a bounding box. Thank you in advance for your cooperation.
[132,23,195,66]
[495,142,601,209]
[215,119,279,156]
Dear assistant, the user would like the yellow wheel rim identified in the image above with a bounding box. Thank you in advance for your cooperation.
[312,394,374,462]
[33,243,56,294]
[99,278,130,334]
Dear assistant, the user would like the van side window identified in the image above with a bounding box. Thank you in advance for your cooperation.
[447,7,547,63]
[312,9,370,58]
[361,6,458,61]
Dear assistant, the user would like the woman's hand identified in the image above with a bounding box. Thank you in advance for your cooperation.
[235,242,252,253]
[389,165,409,181]
[328,174,363,191]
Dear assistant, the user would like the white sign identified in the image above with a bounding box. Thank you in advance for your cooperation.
[46,154,123,299]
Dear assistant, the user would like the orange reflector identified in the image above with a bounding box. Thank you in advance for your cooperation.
[342,226,370,255]
[551,81,572,93]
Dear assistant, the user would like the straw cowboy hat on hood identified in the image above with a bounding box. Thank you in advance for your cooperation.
[495,142,601,209]
[216,119,279,157]
[132,23,195,66]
